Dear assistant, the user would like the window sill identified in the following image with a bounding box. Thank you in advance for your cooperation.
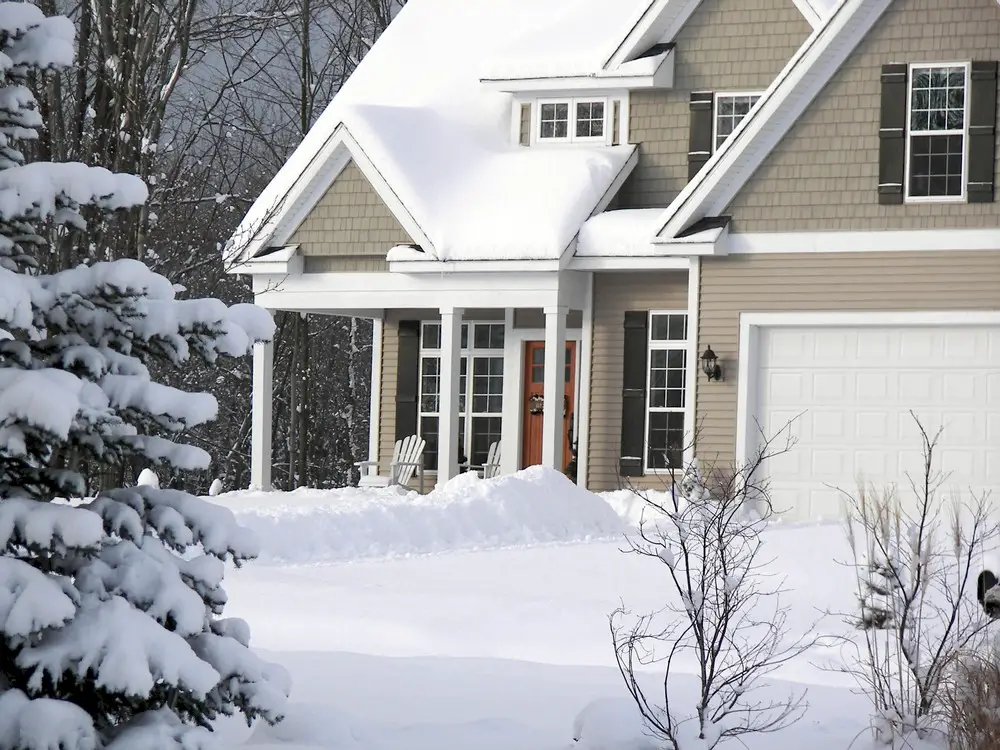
[903,195,967,204]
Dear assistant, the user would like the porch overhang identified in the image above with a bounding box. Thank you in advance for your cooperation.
[251,269,592,313]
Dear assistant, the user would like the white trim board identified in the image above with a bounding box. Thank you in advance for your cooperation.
[228,126,435,268]
[368,316,384,462]
[727,229,1000,254]
[252,270,593,312]
[652,0,893,240]
[480,53,674,92]
[734,310,1000,469]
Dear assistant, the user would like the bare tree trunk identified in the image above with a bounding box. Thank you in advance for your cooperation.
[287,313,299,489]
[297,315,309,485]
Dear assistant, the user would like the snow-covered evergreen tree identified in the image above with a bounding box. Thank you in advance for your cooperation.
[0,3,288,748]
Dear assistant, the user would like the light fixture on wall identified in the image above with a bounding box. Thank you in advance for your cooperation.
[701,345,723,381]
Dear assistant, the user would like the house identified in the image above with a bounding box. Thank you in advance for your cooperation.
[227,0,1000,522]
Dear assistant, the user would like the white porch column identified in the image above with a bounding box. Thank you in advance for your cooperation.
[437,307,463,483]
[499,308,521,476]
[250,339,273,490]
[541,306,568,469]
[368,316,383,462]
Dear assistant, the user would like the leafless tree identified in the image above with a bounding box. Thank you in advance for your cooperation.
[611,422,820,749]
[835,412,999,745]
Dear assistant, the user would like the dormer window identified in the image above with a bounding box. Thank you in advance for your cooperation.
[537,97,608,143]
[539,102,570,139]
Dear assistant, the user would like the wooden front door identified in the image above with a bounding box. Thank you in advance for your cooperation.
[521,341,577,470]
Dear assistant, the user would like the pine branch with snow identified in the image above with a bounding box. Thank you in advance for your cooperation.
[0,3,287,748]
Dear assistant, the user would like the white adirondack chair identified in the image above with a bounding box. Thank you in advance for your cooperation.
[356,435,426,492]
[464,441,501,479]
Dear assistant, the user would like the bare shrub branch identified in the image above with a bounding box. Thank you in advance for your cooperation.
[611,419,822,749]
[833,412,999,745]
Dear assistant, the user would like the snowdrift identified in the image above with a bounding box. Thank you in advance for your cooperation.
[211,467,626,564]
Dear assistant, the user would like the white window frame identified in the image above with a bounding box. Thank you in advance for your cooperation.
[535,96,609,145]
[643,310,689,475]
[713,91,763,152]
[418,320,506,469]
[903,61,971,204]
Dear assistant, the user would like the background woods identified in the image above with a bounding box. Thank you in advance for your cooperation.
[31,0,405,492]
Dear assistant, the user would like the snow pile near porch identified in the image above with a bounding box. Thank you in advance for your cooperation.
[211,467,626,565]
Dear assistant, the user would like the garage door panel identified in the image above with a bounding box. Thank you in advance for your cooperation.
[987,332,1000,365]
[856,372,890,402]
[856,411,891,440]
[754,325,1000,523]
[988,374,1000,404]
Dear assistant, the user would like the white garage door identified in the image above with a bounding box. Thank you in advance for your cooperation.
[754,324,1000,522]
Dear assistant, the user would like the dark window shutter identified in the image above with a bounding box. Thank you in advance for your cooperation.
[878,63,908,205]
[968,61,998,203]
[619,311,648,477]
[395,320,420,440]
[688,91,714,181]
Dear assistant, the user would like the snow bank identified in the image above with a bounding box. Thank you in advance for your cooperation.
[211,467,626,565]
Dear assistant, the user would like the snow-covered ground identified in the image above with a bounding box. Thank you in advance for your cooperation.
[213,468,878,750]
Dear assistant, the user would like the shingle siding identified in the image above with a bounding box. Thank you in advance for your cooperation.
[290,160,412,260]
[587,271,689,492]
[617,0,811,208]
[696,251,1000,464]
[726,0,1000,231]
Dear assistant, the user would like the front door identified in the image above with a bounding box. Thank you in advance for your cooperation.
[521,341,577,470]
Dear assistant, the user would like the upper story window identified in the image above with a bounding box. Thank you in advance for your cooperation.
[906,63,968,201]
[714,92,762,150]
[537,97,607,143]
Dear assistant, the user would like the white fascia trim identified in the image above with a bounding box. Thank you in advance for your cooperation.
[743,310,1000,329]
[228,126,436,267]
[251,270,580,311]
[481,52,673,93]
[728,228,1000,254]
[626,224,729,258]
[228,132,351,265]
[568,255,691,270]
[230,244,303,276]
[734,309,1000,467]
[791,0,823,29]
[653,0,891,240]
[340,129,436,255]
[604,0,702,69]
[389,259,563,273]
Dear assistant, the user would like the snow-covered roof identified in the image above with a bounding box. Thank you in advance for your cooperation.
[229,0,649,263]
[230,0,867,265]
[576,209,664,257]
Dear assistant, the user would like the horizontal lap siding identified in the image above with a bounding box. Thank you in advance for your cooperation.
[726,0,1000,231]
[697,251,1000,465]
[588,271,689,491]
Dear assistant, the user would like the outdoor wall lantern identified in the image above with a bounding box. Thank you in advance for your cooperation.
[701,345,723,381]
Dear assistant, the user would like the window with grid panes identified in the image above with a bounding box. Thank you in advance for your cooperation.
[418,321,505,469]
[907,64,967,199]
[646,313,688,471]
